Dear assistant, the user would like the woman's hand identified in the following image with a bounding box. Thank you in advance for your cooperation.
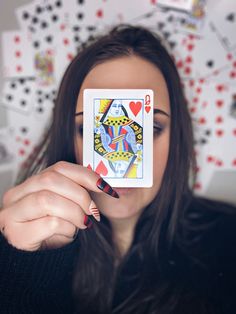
[0,161,118,251]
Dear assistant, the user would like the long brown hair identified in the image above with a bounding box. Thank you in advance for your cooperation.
[17,25,196,313]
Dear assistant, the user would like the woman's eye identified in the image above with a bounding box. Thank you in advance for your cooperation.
[153,123,163,136]
[76,125,83,136]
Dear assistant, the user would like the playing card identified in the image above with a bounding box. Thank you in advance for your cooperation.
[200,51,236,84]
[37,0,68,32]
[33,86,56,121]
[205,170,236,204]
[16,1,47,34]
[157,0,194,12]
[103,0,157,25]
[176,33,231,79]
[66,0,109,29]
[0,128,14,165]
[1,31,34,78]
[7,105,52,170]
[193,146,216,194]
[83,89,153,187]
[54,27,78,85]
[130,7,183,56]
[188,80,236,166]
[31,27,57,87]
[207,0,236,52]
[173,0,207,35]
[1,78,35,114]
[16,0,65,33]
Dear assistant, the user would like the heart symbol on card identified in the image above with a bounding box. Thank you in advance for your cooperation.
[216,100,223,107]
[95,160,108,176]
[96,9,103,18]
[187,43,194,51]
[86,164,92,171]
[216,159,223,167]
[129,101,142,116]
[216,129,224,137]
[198,117,206,124]
[194,182,202,190]
[145,105,151,113]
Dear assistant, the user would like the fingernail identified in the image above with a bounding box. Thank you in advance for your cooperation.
[88,200,100,222]
[84,215,93,228]
[96,178,119,198]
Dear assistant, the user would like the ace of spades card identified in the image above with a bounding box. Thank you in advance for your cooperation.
[83,89,154,187]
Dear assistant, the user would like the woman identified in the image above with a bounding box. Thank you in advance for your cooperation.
[0,25,236,314]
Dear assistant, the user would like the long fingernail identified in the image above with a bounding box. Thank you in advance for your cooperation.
[88,200,100,222]
[84,215,93,228]
[96,178,119,198]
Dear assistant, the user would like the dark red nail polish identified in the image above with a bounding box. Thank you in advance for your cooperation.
[84,215,93,228]
[96,178,119,198]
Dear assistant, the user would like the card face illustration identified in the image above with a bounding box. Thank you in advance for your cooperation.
[83,89,153,187]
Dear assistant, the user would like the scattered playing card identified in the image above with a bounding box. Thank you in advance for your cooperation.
[16,1,47,34]
[83,89,153,187]
[1,78,35,114]
[0,128,14,165]
[207,0,236,52]
[1,0,236,202]
[104,0,157,25]
[66,0,108,28]
[33,86,56,121]
[54,27,78,85]
[31,27,57,86]
[173,0,207,35]
[157,0,194,12]
[1,31,35,78]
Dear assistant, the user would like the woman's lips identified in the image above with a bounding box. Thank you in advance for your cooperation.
[113,188,133,196]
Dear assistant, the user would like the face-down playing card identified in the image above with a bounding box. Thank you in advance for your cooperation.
[83,89,153,187]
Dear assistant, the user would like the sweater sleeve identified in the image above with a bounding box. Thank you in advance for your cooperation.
[0,232,80,314]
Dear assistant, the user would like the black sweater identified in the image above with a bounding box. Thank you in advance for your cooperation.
[0,198,236,314]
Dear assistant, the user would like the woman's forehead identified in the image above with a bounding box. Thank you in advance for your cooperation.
[76,55,170,114]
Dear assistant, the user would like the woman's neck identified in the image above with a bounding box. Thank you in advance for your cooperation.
[109,214,140,258]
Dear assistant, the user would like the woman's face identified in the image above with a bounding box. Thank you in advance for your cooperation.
[75,55,170,221]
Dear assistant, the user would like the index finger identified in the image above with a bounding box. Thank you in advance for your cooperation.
[47,162,119,198]
[3,162,119,208]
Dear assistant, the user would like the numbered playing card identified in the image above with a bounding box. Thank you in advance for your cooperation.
[157,0,194,12]
[83,89,153,187]
[1,31,34,78]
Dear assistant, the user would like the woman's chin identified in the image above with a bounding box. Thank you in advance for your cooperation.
[113,187,134,196]
[95,195,142,220]
[91,187,155,220]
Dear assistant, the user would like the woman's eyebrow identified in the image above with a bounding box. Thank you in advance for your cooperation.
[75,111,83,116]
[75,109,170,117]
[154,108,170,117]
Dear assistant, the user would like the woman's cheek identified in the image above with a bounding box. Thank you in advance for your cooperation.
[153,135,170,188]
[75,137,83,164]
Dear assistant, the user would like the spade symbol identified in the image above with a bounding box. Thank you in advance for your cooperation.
[226,13,235,22]
[206,60,214,68]
[157,22,165,30]
[169,41,176,49]
[163,31,170,39]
